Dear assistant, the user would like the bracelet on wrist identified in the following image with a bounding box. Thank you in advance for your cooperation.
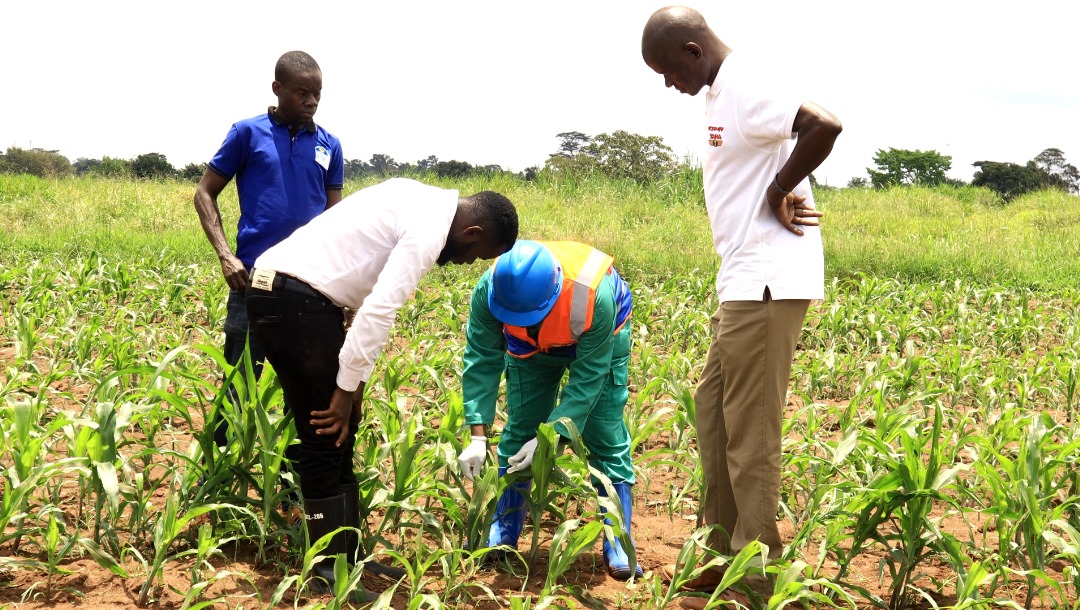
[773,173,791,195]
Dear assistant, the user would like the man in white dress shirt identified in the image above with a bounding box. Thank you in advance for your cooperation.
[245,177,518,597]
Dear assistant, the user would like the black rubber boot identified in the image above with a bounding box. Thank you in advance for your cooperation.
[340,483,406,580]
[339,483,361,564]
[303,495,377,602]
[303,494,348,595]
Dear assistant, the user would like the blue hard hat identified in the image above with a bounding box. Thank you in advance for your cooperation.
[488,240,562,327]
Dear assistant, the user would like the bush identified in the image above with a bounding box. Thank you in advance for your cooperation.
[0,147,73,178]
[178,162,206,182]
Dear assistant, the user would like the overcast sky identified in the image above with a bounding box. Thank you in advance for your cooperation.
[4,1,1077,186]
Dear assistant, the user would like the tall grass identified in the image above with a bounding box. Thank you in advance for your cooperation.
[823,185,1080,289]
[3,173,1076,288]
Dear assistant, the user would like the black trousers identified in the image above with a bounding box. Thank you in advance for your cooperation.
[246,278,358,500]
[216,288,267,446]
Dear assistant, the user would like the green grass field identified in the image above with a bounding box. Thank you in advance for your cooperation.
[1,173,1078,609]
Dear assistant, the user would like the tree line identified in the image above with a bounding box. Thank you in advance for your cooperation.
[2,135,1077,204]
[852,147,1079,201]
[0,148,538,183]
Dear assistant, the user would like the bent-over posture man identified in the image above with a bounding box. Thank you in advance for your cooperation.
[642,6,842,607]
[457,240,643,580]
[247,178,518,599]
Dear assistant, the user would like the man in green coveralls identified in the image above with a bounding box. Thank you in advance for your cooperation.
[456,240,643,579]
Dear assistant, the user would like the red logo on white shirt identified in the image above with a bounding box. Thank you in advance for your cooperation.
[708,125,724,148]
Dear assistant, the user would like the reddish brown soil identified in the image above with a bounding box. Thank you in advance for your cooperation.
[1,410,1072,610]
[0,353,1074,609]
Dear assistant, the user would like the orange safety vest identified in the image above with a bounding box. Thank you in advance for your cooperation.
[503,241,627,358]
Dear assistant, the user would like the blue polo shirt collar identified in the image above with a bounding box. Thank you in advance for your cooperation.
[267,106,317,134]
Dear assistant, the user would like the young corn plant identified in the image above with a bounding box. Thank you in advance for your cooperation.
[74,396,138,554]
[511,420,567,573]
[977,413,1080,609]
[539,518,606,609]
[36,506,77,599]
[3,398,77,554]
[135,473,251,607]
[171,522,238,610]
[665,534,769,609]
[938,533,1018,610]
[766,559,857,610]
[373,546,450,608]
[879,403,972,609]
[364,387,445,561]
[828,401,972,610]
[457,461,502,557]
[780,422,858,566]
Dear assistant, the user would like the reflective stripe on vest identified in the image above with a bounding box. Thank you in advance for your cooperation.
[570,247,612,339]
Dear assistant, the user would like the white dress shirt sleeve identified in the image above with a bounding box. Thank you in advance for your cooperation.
[334,225,445,391]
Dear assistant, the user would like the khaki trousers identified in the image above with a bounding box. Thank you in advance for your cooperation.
[694,297,809,559]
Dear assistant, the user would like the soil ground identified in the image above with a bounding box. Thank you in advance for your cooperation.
[1,400,1071,610]
[0,351,1073,609]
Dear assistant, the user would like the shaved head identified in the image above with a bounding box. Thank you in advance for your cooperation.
[641,5,712,58]
[641,6,728,96]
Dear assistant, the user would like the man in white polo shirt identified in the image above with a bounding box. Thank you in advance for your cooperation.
[642,6,842,606]
[245,177,518,599]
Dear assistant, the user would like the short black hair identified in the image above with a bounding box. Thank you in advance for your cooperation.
[275,51,320,83]
[465,191,519,250]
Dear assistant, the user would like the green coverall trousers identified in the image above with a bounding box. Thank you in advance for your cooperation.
[495,323,635,484]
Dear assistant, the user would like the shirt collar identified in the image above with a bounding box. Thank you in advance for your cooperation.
[267,106,317,134]
[708,51,733,98]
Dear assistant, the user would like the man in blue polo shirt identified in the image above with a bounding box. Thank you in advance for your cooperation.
[193,50,344,484]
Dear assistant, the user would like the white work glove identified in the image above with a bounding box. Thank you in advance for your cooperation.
[506,437,539,474]
[457,436,488,480]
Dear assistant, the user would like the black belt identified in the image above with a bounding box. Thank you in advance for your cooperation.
[273,274,329,301]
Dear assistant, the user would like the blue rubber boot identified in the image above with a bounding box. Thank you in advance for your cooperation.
[487,467,529,558]
[600,482,644,579]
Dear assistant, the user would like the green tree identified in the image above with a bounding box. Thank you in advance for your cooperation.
[543,151,599,178]
[867,148,952,188]
[553,131,590,157]
[581,130,676,183]
[542,130,676,183]
[130,152,176,180]
[368,154,398,177]
[73,157,102,175]
[98,156,132,178]
[0,146,73,177]
[847,176,870,188]
[178,162,206,182]
[344,158,371,180]
[971,160,1044,202]
[415,155,439,173]
[1031,147,1079,193]
[434,160,472,179]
